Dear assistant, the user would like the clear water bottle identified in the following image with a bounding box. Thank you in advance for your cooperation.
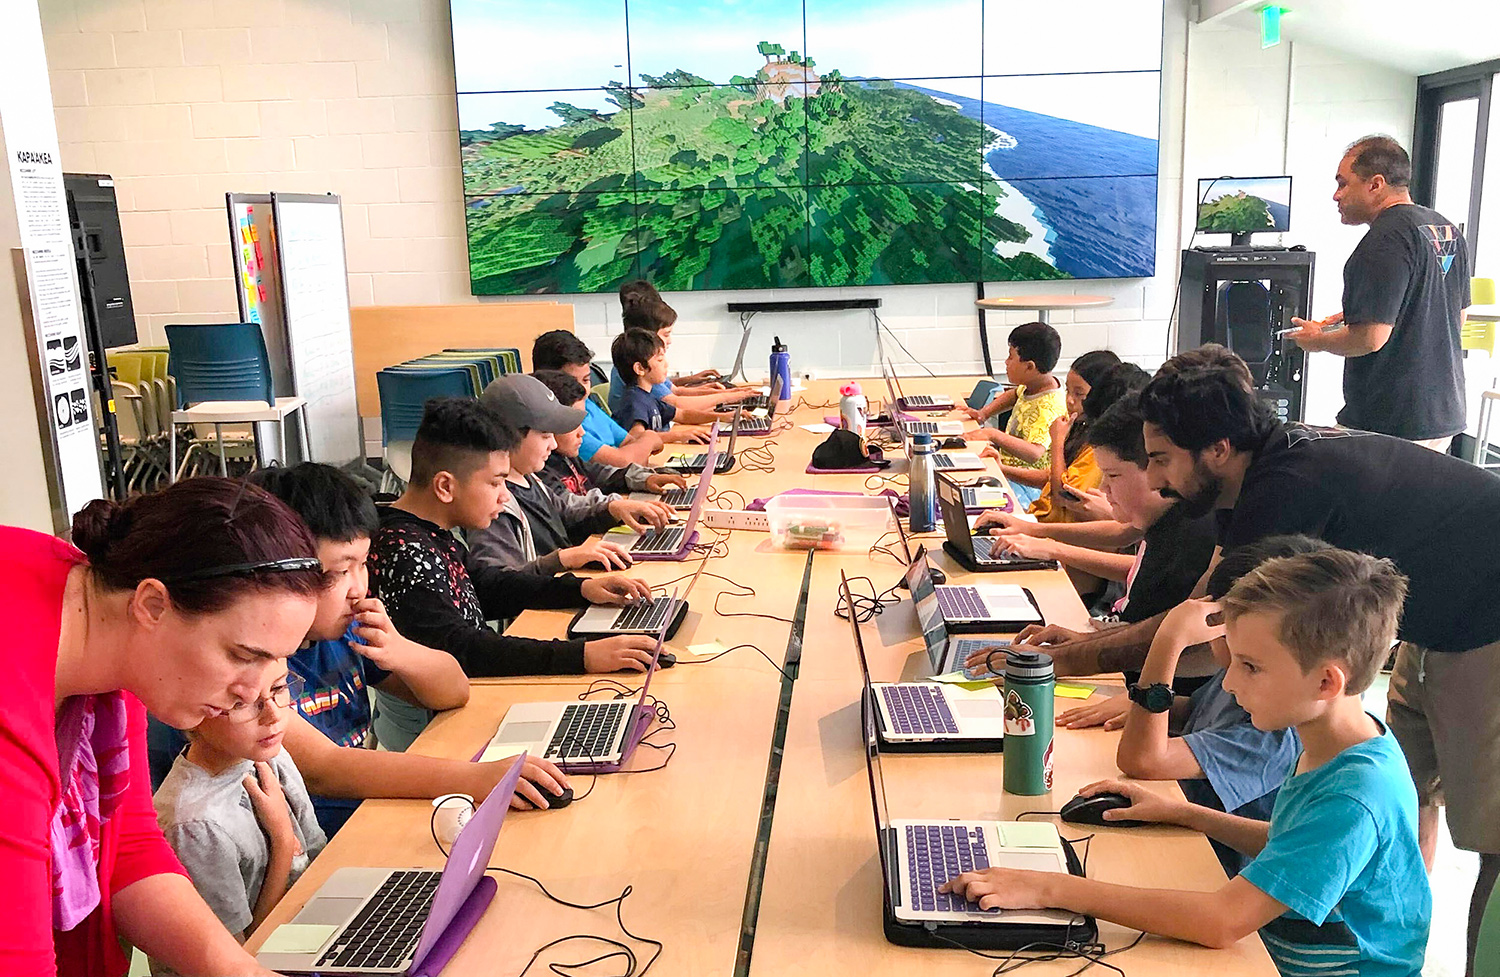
[1003,649,1056,796]
[908,433,936,533]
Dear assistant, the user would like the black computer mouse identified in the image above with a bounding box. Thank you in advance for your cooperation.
[941,436,969,450]
[657,652,677,668]
[523,781,575,810]
[971,476,1002,488]
[1059,791,1147,827]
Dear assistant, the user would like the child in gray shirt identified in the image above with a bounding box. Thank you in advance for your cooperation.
[153,664,326,945]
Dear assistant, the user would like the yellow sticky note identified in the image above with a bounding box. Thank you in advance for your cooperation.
[687,640,727,657]
[998,821,1062,849]
[260,923,337,955]
[1055,683,1096,699]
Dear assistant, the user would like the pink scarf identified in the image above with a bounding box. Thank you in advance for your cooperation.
[51,691,130,931]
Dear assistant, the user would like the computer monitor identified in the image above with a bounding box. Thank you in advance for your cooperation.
[1195,176,1292,246]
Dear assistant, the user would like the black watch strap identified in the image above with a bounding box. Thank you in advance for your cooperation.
[1128,681,1175,713]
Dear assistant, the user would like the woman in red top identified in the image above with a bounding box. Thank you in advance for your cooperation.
[1,477,325,977]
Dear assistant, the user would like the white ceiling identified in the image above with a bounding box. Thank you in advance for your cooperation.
[1200,0,1500,76]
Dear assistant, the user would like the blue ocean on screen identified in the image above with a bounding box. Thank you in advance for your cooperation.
[900,83,1161,279]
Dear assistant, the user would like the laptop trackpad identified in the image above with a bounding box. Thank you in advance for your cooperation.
[954,699,1004,719]
[295,897,365,926]
[496,720,552,743]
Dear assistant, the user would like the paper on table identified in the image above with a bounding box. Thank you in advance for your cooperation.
[687,640,727,658]
[259,923,338,955]
[1055,683,1096,699]
[998,821,1063,849]
[929,670,995,691]
[800,422,836,434]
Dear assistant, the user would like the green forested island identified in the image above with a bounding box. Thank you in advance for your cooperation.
[461,45,1067,293]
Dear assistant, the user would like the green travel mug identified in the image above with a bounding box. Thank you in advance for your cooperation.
[1003,649,1055,796]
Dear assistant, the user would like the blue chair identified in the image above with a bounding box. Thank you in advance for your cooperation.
[376,366,477,485]
[966,379,1002,410]
[164,323,307,479]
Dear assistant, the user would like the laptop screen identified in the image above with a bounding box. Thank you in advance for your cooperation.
[862,670,893,841]
[904,547,947,664]
[934,473,973,552]
[408,748,526,972]
[680,426,720,534]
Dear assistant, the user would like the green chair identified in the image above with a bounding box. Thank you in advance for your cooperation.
[590,379,611,412]
[1476,884,1500,977]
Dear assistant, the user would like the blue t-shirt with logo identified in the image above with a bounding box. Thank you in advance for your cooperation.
[612,383,675,434]
[1240,720,1429,977]
[287,627,390,838]
[608,364,671,416]
[580,397,629,463]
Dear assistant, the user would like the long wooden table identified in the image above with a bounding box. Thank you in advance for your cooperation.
[248,377,1275,977]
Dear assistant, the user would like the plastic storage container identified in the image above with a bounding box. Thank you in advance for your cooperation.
[765,494,894,552]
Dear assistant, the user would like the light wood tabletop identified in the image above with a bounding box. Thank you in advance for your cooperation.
[246,376,1274,976]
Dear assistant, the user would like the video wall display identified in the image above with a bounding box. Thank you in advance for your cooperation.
[451,0,1165,294]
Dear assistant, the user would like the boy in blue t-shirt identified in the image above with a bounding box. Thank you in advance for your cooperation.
[532,329,669,468]
[944,547,1430,975]
[611,329,711,443]
[1112,536,1321,876]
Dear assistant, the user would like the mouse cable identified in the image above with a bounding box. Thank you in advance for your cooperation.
[864,471,908,491]
[922,916,1144,977]
[709,487,748,510]
[486,862,665,977]
[674,641,789,680]
[707,568,794,624]
[835,573,903,624]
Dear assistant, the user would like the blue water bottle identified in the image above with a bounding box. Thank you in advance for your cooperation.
[908,433,937,533]
[770,336,792,404]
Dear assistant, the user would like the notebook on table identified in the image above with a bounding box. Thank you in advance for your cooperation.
[255,750,527,975]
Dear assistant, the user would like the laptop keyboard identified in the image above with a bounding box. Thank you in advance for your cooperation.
[933,454,958,469]
[612,596,672,631]
[971,536,999,563]
[739,416,771,435]
[905,824,998,914]
[904,394,942,408]
[631,526,685,554]
[660,486,695,508]
[936,586,989,620]
[905,421,942,435]
[315,869,441,970]
[548,701,629,759]
[881,685,959,735]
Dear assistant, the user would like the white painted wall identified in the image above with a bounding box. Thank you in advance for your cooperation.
[39,0,1416,424]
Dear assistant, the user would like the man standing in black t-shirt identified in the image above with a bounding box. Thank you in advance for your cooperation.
[1285,135,1471,450]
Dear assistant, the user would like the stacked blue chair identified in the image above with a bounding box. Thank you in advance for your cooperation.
[375,365,479,488]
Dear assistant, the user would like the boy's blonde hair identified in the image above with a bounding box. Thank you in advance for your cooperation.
[1221,548,1407,695]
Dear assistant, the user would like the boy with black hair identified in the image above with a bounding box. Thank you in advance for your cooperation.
[531,369,686,501]
[611,329,711,442]
[945,548,1430,973]
[963,321,1068,507]
[368,397,662,748]
[532,329,666,468]
[466,373,675,574]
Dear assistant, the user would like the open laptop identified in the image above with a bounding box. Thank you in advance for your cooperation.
[937,473,1059,573]
[664,407,745,474]
[568,592,689,639]
[718,370,783,417]
[256,750,527,975]
[906,545,1043,634]
[483,603,671,773]
[884,357,955,411]
[735,371,783,436]
[629,429,717,560]
[843,572,1004,753]
[863,690,1096,949]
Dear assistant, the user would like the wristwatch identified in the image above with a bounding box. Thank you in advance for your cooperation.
[1128,682,1175,713]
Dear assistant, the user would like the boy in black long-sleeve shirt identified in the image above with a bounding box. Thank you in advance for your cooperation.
[367,397,661,748]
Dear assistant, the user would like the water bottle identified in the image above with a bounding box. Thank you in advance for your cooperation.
[770,336,792,404]
[908,433,936,533]
[1003,649,1056,796]
[839,381,867,436]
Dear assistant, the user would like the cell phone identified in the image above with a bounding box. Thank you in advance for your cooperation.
[1059,484,1085,502]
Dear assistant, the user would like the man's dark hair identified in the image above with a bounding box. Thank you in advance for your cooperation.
[611,328,664,384]
[533,369,587,407]
[409,396,518,486]
[1007,321,1062,374]
[1156,343,1255,390]
[1345,134,1411,188]
[531,330,594,371]
[1139,360,1276,453]
[1206,534,1331,601]
[1087,392,1148,467]
[248,462,379,542]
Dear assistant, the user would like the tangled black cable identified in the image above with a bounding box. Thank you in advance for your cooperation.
[708,568,795,624]
[675,641,789,679]
[835,573,903,623]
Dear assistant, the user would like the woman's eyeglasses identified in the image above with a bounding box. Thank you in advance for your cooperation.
[223,673,305,724]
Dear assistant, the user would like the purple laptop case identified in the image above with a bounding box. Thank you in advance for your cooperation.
[407,751,527,975]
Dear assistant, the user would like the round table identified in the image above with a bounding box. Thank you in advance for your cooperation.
[974,293,1115,323]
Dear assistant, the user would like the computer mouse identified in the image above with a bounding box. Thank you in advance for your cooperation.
[972,476,1002,488]
[941,436,968,450]
[1059,791,1147,827]
[523,781,575,810]
[657,652,677,668]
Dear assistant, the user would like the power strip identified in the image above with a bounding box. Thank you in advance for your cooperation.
[701,509,770,531]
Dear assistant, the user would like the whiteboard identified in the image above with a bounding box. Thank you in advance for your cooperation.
[270,193,362,465]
